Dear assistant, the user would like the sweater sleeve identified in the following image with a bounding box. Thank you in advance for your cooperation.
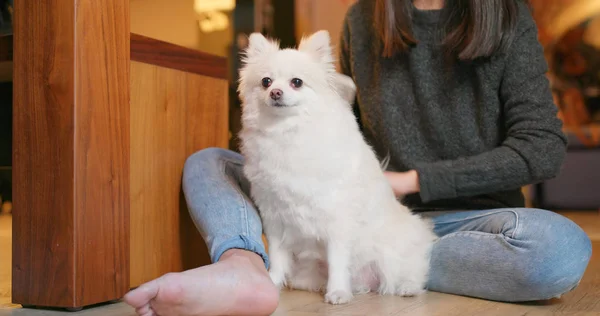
[414,13,567,203]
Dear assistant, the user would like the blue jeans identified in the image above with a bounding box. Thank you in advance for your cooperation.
[182,148,592,302]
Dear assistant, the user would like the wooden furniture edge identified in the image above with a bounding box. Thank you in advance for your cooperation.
[130,33,227,80]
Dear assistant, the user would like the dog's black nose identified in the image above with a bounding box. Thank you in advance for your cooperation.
[270,89,283,100]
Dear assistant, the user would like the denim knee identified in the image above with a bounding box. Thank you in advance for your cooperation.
[181,148,269,267]
[185,147,233,171]
[511,209,592,300]
[184,147,243,180]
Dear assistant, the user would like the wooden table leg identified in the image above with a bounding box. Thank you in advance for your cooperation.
[12,0,130,309]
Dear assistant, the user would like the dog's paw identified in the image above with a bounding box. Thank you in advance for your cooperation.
[288,275,326,293]
[396,288,425,297]
[394,284,425,297]
[269,271,287,289]
[324,290,353,305]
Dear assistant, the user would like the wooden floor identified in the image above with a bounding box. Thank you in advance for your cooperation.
[0,212,599,316]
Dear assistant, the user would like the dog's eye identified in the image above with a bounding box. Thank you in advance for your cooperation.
[261,77,272,88]
[291,78,303,88]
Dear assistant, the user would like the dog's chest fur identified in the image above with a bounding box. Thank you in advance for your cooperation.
[241,115,360,239]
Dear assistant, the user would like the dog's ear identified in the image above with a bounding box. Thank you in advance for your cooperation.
[244,32,280,62]
[330,72,356,104]
[298,30,334,67]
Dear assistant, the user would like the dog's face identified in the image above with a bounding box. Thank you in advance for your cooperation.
[238,31,342,116]
[253,49,318,110]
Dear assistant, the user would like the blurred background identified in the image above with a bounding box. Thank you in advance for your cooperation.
[129,0,355,153]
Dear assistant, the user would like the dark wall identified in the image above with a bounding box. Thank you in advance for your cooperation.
[0,81,11,167]
[270,0,296,48]
[0,81,11,202]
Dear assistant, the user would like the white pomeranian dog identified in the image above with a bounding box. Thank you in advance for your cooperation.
[238,30,437,305]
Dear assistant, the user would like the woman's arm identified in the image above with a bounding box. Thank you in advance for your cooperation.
[413,13,567,203]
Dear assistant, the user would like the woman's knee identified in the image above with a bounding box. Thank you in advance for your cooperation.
[184,147,241,176]
[511,209,592,300]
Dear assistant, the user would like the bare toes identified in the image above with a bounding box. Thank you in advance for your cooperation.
[124,280,160,311]
[135,304,155,316]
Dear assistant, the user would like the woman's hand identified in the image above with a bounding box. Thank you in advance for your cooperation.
[384,170,420,197]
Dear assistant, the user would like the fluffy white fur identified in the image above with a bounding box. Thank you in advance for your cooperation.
[238,30,437,305]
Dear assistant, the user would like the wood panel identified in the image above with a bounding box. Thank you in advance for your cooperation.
[131,33,227,79]
[130,61,228,287]
[12,0,130,309]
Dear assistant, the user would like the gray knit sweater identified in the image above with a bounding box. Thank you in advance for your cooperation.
[339,0,567,210]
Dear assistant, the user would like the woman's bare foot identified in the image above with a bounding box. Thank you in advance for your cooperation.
[124,250,279,316]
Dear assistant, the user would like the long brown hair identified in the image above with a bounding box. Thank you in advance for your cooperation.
[375,0,526,60]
